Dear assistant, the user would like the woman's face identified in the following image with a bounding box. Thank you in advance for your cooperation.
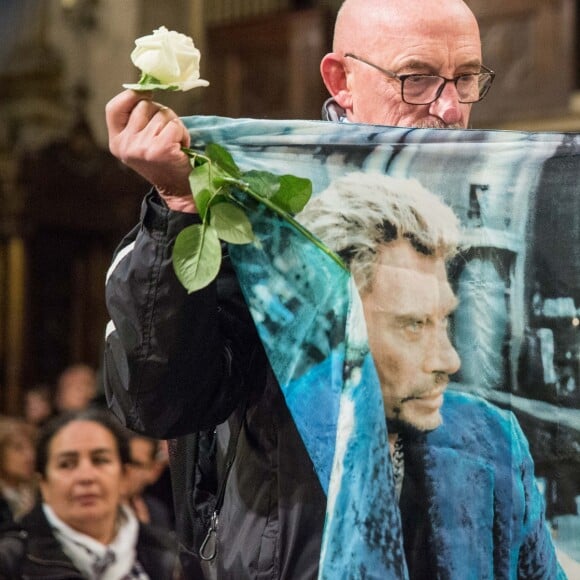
[1,433,35,485]
[39,420,126,536]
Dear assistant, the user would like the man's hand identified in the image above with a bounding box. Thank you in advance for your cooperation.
[106,90,197,213]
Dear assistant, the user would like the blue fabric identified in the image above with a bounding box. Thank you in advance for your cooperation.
[182,115,576,578]
[424,390,564,578]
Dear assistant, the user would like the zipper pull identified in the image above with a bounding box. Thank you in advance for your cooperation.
[200,511,218,561]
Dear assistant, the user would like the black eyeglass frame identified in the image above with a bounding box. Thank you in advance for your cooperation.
[344,53,495,105]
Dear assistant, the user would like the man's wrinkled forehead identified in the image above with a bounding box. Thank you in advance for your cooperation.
[335,0,481,58]
[367,240,458,314]
[372,260,458,315]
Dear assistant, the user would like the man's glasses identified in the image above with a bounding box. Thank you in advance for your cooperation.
[344,53,495,105]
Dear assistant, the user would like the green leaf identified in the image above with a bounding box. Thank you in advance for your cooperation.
[122,83,180,91]
[122,72,180,92]
[205,143,241,178]
[193,188,212,221]
[123,71,180,91]
[208,192,230,207]
[189,163,212,198]
[172,224,222,292]
[242,170,280,200]
[139,72,163,85]
[271,175,312,214]
[210,203,254,245]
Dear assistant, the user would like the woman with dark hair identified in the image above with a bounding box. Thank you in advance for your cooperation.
[0,408,182,579]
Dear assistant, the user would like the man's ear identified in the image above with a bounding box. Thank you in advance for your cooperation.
[320,53,353,111]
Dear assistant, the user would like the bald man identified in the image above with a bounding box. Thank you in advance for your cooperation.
[104,2,507,578]
[321,0,490,128]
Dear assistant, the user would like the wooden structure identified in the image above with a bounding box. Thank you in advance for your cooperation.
[203,9,330,119]
[468,0,576,128]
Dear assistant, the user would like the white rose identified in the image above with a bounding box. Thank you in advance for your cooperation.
[124,26,209,91]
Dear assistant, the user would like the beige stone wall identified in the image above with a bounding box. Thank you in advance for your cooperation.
[46,0,140,146]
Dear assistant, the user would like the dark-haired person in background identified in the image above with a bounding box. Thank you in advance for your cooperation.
[125,433,174,531]
[0,408,182,579]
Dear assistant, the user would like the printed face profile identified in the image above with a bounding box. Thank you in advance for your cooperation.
[361,238,460,431]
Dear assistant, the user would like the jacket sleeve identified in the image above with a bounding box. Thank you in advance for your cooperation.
[513,414,567,579]
[103,190,262,438]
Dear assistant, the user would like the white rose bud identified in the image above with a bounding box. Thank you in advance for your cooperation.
[124,26,209,92]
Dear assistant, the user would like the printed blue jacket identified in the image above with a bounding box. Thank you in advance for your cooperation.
[408,389,565,579]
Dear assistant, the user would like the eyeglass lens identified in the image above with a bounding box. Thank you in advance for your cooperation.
[403,74,491,104]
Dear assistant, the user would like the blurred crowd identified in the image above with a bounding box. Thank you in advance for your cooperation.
[0,364,179,578]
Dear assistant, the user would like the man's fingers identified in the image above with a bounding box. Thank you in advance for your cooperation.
[106,89,189,193]
[160,118,191,149]
[123,100,159,134]
[122,100,171,134]
[147,119,191,161]
[105,89,153,136]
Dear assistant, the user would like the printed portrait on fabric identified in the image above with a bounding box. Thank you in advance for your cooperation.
[183,116,580,572]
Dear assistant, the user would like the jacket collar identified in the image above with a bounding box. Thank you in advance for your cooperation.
[19,504,84,578]
[321,98,347,122]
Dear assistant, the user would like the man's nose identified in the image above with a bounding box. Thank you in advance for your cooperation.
[425,329,461,376]
[428,81,463,127]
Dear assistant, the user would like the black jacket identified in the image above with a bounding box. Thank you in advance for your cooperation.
[0,503,181,579]
[104,193,325,579]
[0,498,13,530]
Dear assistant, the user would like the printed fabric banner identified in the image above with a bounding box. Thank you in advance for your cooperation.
[182,116,579,578]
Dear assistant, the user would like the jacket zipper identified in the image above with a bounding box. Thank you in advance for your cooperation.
[199,412,244,562]
[199,510,219,561]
